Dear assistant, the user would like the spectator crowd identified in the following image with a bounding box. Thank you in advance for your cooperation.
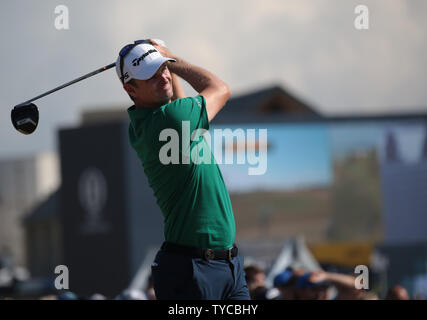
[244,264,413,300]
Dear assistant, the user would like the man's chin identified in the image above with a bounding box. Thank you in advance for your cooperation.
[158,93,173,105]
[158,89,173,101]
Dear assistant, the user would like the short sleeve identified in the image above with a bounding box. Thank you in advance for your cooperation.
[163,96,209,133]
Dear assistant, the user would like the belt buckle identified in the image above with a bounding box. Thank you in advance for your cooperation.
[204,249,215,261]
[228,249,232,261]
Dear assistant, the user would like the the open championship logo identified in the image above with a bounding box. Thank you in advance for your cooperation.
[78,167,110,234]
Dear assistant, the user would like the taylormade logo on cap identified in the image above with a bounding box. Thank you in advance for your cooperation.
[132,49,158,66]
[116,41,175,83]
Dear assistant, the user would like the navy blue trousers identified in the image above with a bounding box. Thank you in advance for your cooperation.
[151,248,250,300]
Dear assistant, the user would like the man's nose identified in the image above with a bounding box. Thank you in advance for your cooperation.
[160,72,169,82]
[157,74,169,85]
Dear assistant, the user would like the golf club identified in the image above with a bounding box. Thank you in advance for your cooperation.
[11,62,116,135]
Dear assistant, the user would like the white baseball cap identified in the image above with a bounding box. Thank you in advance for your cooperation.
[116,40,175,84]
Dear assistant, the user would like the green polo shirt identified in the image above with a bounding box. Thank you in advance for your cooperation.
[127,96,235,250]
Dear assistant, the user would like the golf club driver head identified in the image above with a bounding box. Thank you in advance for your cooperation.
[11,103,39,135]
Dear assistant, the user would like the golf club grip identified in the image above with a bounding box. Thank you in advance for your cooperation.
[16,62,116,107]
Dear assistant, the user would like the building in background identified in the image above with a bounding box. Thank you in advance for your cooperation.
[0,152,60,268]
[381,128,427,244]
[22,190,62,279]
[376,125,427,298]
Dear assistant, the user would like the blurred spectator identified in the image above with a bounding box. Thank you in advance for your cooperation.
[308,270,365,300]
[273,268,297,300]
[40,295,58,300]
[115,288,147,300]
[385,285,410,300]
[250,286,281,300]
[244,264,281,300]
[358,291,379,300]
[295,272,331,300]
[39,290,79,300]
[89,293,106,300]
[245,265,266,299]
[57,290,79,300]
[145,275,156,300]
[250,286,268,300]
[414,293,424,300]
[245,265,266,293]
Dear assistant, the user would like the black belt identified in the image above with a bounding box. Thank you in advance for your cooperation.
[161,242,238,261]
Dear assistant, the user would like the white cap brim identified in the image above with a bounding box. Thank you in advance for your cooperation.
[132,56,176,81]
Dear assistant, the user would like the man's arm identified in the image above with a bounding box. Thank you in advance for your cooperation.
[310,270,356,288]
[150,39,230,122]
[309,270,361,299]
[168,57,230,122]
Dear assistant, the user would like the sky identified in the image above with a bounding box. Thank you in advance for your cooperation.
[1,0,427,159]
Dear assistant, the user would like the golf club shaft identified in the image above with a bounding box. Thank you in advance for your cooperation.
[16,62,116,107]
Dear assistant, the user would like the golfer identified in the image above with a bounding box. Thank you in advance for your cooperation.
[116,39,250,300]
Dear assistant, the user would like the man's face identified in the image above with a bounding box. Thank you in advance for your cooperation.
[125,63,173,106]
[253,272,266,288]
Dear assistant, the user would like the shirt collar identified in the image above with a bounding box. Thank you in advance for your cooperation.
[127,105,156,127]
